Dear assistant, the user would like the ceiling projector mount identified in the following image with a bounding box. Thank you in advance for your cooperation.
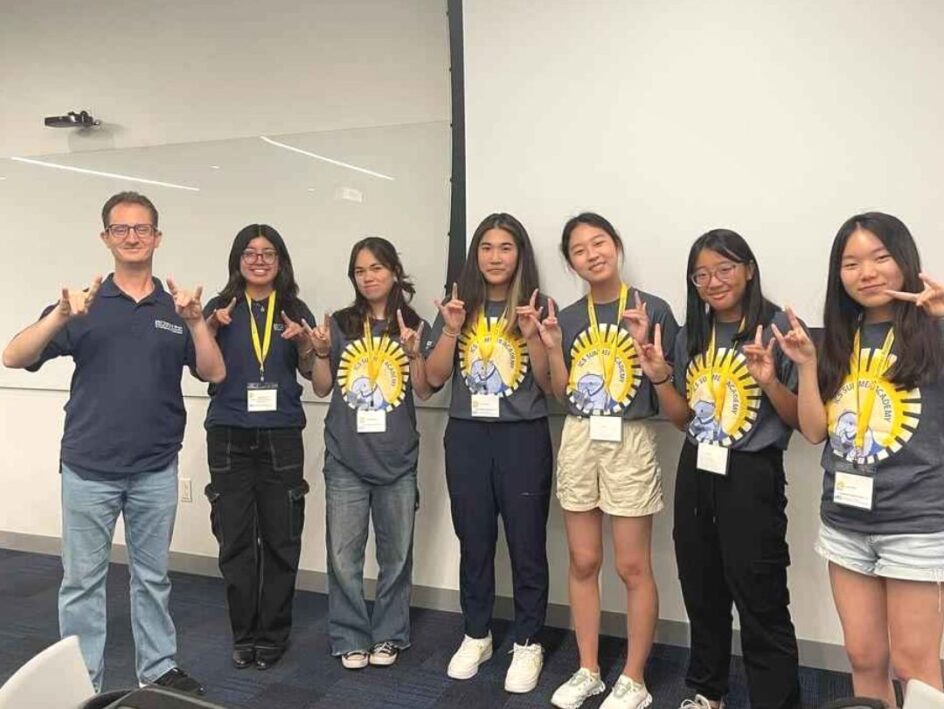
[44,110,101,128]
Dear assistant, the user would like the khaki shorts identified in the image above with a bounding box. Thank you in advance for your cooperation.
[556,415,664,517]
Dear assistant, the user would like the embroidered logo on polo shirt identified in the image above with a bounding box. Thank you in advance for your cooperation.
[154,320,184,335]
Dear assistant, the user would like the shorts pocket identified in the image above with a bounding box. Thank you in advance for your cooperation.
[287,480,310,540]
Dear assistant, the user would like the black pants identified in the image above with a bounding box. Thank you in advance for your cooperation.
[444,417,552,644]
[674,440,800,709]
[205,426,309,654]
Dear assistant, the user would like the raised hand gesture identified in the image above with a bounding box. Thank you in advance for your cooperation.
[207,297,237,329]
[280,310,309,347]
[742,324,777,385]
[57,276,102,319]
[536,298,562,350]
[305,312,333,358]
[771,308,815,366]
[166,278,204,324]
[622,291,650,345]
[434,282,467,333]
[398,309,425,358]
[636,323,672,382]
[886,272,944,318]
[515,288,544,340]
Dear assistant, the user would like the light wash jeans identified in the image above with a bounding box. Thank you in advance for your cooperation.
[60,461,179,690]
[323,453,417,655]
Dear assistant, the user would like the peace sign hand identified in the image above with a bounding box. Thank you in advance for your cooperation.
[57,276,102,319]
[166,278,204,323]
[886,272,944,318]
[771,308,816,367]
[742,324,777,385]
[305,312,333,358]
[635,323,672,382]
[536,298,562,350]
[208,297,237,329]
[434,282,467,333]
[280,310,309,346]
[622,291,650,345]
[398,309,425,358]
[515,288,543,340]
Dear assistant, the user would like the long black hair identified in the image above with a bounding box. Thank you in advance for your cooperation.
[685,229,778,359]
[217,224,304,320]
[456,213,540,335]
[819,212,943,400]
[334,236,421,340]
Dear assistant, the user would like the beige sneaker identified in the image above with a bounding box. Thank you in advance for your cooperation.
[503,642,543,693]
[446,633,493,679]
[550,668,606,709]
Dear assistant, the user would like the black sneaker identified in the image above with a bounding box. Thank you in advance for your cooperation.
[151,667,205,695]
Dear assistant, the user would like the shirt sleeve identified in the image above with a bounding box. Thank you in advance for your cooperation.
[425,311,445,353]
[25,304,72,372]
[419,319,435,358]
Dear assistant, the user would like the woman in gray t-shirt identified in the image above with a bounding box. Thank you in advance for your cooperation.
[776,212,944,705]
[307,237,432,671]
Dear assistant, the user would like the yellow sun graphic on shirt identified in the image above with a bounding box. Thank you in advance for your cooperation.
[458,318,528,397]
[338,335,410,412]
[826,350,922,466]
[567,324,641,415]
[685,347,762,446]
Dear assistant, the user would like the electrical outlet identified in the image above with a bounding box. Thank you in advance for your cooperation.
[179,477,193,503]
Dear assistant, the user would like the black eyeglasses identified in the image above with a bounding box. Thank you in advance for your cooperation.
[105,223,158,240]
[241,249,278,265]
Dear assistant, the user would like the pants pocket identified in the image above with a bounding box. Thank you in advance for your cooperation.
[207,428,232,473]
[205,483,224,545]
[287,480,310,541]
[270,429,304,472]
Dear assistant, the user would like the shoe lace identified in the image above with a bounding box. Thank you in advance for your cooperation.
[373,642,397,655]
[680,697,713,709]
[568,669,593,687]
[612,676,643,699]
[508,643,541,667]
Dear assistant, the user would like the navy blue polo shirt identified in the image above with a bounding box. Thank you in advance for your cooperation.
[28,275,197,475]
[203,295,315,430]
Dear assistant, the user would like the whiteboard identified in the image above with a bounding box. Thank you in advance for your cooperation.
[0,121,451,400]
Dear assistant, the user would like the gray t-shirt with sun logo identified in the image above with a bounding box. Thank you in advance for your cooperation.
[672,311,798,451]
[558,288,679,420]
[820,321,944,535]
[427,298,550,421]
[323,313,432,484]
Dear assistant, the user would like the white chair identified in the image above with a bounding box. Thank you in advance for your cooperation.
[904,680,944,709]
[0,635,95,709]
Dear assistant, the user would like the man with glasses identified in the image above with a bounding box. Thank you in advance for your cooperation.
[2,191,226,694]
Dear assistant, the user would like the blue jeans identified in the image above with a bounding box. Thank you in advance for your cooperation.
[60,461,179,690]
[323,453,417,655]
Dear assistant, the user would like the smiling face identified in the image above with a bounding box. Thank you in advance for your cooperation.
[839,228,905,315]
[692,248,753,319]
[566,223,621,285]
[239,236,280,290]
[353,247,395,305]
[100,202,162,266]
[476,227,519,290]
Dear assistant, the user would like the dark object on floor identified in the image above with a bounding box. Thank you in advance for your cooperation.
[151,667,205,695]
[231,648,254,670]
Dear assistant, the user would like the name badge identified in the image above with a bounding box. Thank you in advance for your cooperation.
[357,409,387,434]
[589,415,622,442]
[247,382,278,412]
[471,394,500,418]
[697,443,729,476]
[833,471,874,510]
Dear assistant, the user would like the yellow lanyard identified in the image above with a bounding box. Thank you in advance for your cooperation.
[363,318,392,386]
[473,308,507,365]
[852,327,895,450]
[584,283,629,390]
[705,319,745,423]
[247,292,276,380]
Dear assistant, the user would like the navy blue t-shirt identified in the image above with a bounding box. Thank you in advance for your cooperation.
[203,295,315,429]
[28,275,197,475]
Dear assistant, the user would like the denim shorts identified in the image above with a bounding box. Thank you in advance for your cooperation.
[815,521,944,582]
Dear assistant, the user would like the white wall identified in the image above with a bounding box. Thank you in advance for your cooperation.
[463,0,944,653]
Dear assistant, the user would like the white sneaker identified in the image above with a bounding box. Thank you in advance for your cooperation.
[447,633,493,679]
[600,674,652,708]
[680,695,724,709]
[504,642,543,693]
[551,668,606,709]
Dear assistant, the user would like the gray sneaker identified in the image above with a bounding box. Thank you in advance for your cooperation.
[550,668,606,709]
